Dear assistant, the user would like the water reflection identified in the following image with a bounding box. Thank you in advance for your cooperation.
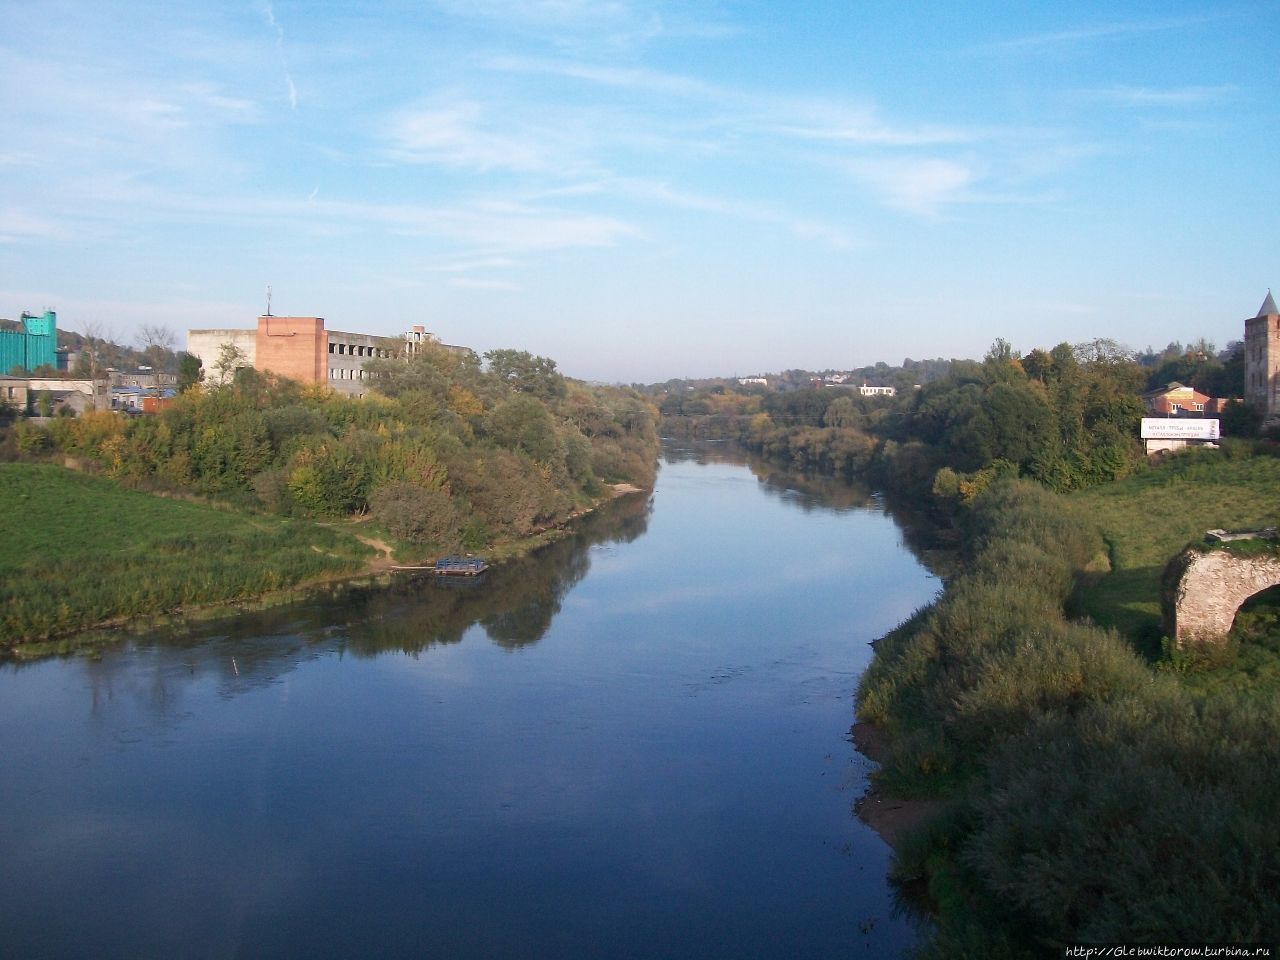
[0,443,936,960]
[73,491,651,726]
[665,439,951,573]
[663,439,875,511]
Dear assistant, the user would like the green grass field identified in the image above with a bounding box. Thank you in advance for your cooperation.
[1071,447,1280,691]
[0,463,375,650]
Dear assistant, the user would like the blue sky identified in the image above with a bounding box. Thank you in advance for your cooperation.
[1,1,1276,382]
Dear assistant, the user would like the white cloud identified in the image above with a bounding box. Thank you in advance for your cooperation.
[387,99,555,172]
[0,209,74,243]
[261,3,298,109]
[485,55,724,100]
[845,158,976,215]
[1078,85,1234,107]
[434,0,629,24]
[762,101,975,148]
[448,277,522,291]
[603,177,853,248]
[122,98,187,129]
[180,83,261,121]
[427,256,521,273]
[969,16,1212,55]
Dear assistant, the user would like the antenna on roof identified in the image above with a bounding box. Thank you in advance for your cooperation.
[266,285,273,317]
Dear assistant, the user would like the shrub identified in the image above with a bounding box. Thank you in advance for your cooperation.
[967,690,1280,944]
[369,481,462,548]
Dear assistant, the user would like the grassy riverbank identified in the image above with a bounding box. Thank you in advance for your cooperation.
[0,462,375,653]
[1071,447,1280,669]
[1,464,652,659]
[856,456,1280,954]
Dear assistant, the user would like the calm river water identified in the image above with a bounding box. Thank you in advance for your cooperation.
[0,442,939,960]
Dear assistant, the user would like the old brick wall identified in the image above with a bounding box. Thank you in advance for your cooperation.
[1163,547,1280,645]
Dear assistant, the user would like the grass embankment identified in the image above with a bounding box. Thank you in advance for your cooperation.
[0,463,374,653]
[856,467,1280,954]
[1071,451,1280,641]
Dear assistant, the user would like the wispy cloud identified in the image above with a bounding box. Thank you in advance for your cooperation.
[472,54,1000,221]
[262,4,298,109]
[427,256,521,273]
[970,16,1214,55]
[1077,84,1234,107]
[448,277,522,291]
[386,98,562,172]
[0,208,75,243]
[433,0,629,25]
[90,181,641,257]
[431,0,733,49]
[763,108,975,148]
[486,55,725,100]
[488,54,974,149]
[180,83,261,121]
[603,177,854,248]
[843,158,977,216]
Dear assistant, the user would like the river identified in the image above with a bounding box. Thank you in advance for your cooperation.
[0,441,939,959]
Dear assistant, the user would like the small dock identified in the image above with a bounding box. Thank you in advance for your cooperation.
[431,556,489,577]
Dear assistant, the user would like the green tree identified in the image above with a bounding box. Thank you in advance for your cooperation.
[487,395,561,464]
[213,342,246,386]
[483,349,566,400]
[370,482,462,547]
[177,352,203,392]
[822,396,861,429]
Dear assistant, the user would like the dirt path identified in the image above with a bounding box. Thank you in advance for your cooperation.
[353,534,396,571]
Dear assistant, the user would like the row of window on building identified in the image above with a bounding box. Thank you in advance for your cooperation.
[328,368,374,380]
[328,342,394,358]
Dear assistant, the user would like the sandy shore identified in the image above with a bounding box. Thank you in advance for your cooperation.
[851,721,946,849]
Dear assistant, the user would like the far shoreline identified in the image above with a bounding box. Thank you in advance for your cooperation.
[3,481,652,663]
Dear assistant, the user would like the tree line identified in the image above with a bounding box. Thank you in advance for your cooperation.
[654,337,1256,511]
[4,342,659,555]
[857,478,1280,953]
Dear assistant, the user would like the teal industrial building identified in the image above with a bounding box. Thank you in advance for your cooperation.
[0,311,57,373]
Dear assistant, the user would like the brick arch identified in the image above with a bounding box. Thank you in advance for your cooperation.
[1163,548,1280,646]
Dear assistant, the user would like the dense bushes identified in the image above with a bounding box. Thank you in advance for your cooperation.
[369,482,462,549]
[969,692,1280,946]
[5,344,660,552]
[857,478,1280,952]
[660,339,1150,510]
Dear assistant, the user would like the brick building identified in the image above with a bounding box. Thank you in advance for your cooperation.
[1245,291,1280,420]
[187,316,407,397]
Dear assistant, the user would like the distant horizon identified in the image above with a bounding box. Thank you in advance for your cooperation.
[6,302,1261,388]
[3,1,1275,382]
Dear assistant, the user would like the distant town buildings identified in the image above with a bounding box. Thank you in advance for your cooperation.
[0,310,58,373]
[1141,382,1234,417]
[859,383,896,397]
[738,377,768,386]
[0,375,105,416]
[186,316,460,397]
[1245,291,1280,421]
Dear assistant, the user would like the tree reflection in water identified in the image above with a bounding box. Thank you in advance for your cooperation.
[74,490,652,726]
[664,439,951,572]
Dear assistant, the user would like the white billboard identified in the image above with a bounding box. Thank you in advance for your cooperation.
[1141,418,1220,440]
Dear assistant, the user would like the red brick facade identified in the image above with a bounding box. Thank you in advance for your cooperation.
[254,316,327,385]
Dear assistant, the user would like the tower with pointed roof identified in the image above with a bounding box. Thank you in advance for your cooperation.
[1245,291,1280,419]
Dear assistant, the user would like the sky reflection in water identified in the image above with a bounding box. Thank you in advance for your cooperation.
[0,443,939,959]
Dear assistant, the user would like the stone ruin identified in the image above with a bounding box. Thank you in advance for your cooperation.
[1162,529,1280,647]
